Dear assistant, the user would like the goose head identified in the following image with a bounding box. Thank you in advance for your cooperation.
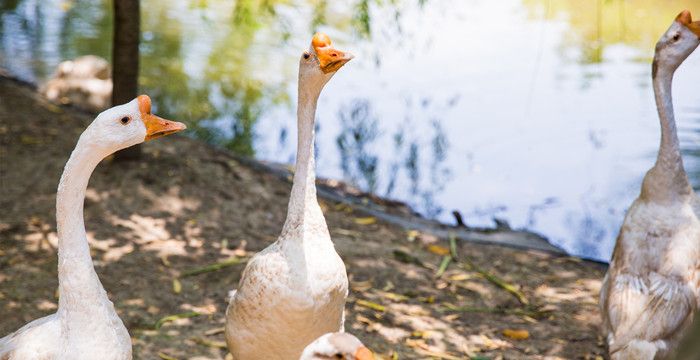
[81,95,186,155]
[300,332,374,360]
[653,10,700,77]
[298,32,354,91]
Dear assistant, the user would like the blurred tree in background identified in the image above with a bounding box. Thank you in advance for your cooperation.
[112,0,140,160]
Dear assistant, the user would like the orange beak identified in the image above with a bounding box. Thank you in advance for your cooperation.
[354,346,374,360]
[312,32,354,74]
[676,10,700,37]
[137,95,187,141]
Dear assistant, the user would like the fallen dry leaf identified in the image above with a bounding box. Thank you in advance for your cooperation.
[20,135,41,145]
[502,328,530,340]
[160,255,171,267]
[427,244,450,256]
[204,327,225,336]
[333,203,354,213]
[333,228,361,238]
[415,349,463,360]
[411,330,430,339]
[378,291,409,302]
[420,295,435,304]
[356,299,386,312]
[351,280,373,292]
[449,273,470,281]
[382,280,395,291]
[354,217,377,225]
[192,337,227,349]
[172,278,182,294]
[355,314,375,325]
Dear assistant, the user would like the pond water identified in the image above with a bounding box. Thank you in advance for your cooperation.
[2,0,700,262]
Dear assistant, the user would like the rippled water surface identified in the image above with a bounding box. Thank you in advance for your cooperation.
[2,0,700,261]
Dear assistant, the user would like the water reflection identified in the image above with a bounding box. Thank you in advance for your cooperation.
[60,0,112,61]
[333,96,452,218]
[336,100,380,192]
[2,0,700,261]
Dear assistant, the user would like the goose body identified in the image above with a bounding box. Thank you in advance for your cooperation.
[225,33,353,360]
[600,11,700,360]
[226,237,348,358]
[0,96,185,360]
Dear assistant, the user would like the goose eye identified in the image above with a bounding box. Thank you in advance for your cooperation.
[303,52,311,60]
[120,116,131,125]
[672,33,681,42]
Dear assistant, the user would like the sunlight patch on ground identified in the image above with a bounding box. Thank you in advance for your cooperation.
[108,214,190,258]
[151,186,201,216]
[35,299,57,311]
[20,217,57,252]
[102,242,135,262]
[535,280,601,304]
[349,301,473,356]
[181,303,218,316]
[111,214,171,244]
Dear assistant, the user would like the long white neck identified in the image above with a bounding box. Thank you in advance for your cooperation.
[280,81,328,238]
[56,139,112,318]
[641,63,692,202]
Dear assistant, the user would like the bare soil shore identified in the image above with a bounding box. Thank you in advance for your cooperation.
[0,77,607,359]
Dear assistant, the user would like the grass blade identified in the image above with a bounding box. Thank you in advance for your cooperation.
[154,311,201,329]
[181,257,243,277]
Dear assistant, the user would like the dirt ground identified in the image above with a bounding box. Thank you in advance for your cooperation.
[0,77,608,359]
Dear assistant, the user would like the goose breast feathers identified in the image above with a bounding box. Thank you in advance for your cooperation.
[601,199,700,357]
[226,238,348,360]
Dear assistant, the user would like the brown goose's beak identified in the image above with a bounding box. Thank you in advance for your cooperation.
[676,10,700,37]
[354,346,374,360]
[312,32,354,74]
[138,95,187,141]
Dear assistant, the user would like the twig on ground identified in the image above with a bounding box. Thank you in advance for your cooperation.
[157,352,178,360]
[439,304,545,318]
[392,250,424,267]
[204,327,225,336]
[435,255,451,277]
[449,235,458,258]
[458,261,529,305]
[415,349,463,360]
[192,337,228,349]
[154,311,201,329]
[435,235,459,277]
[180,257,244,277]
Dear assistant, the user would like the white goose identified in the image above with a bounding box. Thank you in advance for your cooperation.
[225,33,353,360]
[600,10,700,360]
[0,96,186,360]
[299,333,373,360]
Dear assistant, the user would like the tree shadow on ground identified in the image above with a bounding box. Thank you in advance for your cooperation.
[0,78,607,359]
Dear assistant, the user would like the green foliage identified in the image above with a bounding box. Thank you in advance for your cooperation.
[353,0,371,38]
[60,0,113,69]
[522,0,700,65]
